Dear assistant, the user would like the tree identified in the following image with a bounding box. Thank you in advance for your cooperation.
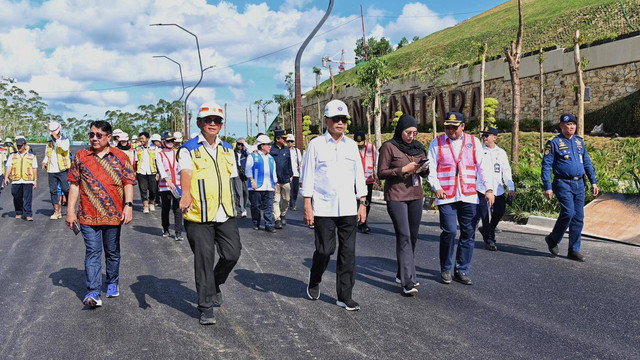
[355,57,391,149]
[284,72,295,133]
[537,48,546,151]
[475,42,488,131]
[504,0,524,164]
[574,30,587,137]
[412,36,420,42]
[355,36,393,63]
[273,94,289,132]
[312,66,323,132]
[484,98,498,127]
[397,37,409,49]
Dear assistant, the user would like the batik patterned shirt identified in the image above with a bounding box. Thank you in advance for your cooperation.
[68,146,137,226]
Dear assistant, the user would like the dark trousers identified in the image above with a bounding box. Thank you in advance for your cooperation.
[11,184,33,217]
[477,192,506,242]
[48,170,70,206]
[0,174,3,198]
[185,218,242,311]
[232,177,246,214]
[289,176,300,208]
[359,183,374,228]
[250,190,275,227]
[81,225,121,291]
[137,173,158,202]
[159,191,183,233]
[387,199,423,286]
[309,216,358,302]
[550,179,585,252]
[439,201,477,274]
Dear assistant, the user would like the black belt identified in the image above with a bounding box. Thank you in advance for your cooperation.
[556,176,583,181]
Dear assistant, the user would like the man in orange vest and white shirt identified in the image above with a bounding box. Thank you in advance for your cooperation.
[354,131,378,234]
[427,112,494,286]
[4,137,38,221]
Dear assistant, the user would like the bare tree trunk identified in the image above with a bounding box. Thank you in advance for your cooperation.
[366,108,372,141]
[316,75,322,133]
[480,42,487,130]
[539,48,545,151]
[264,111,268,133]
[374,78,382,149]
[329,65,336,100]
[256,105,261,134]
[249,108,253,137]
[574,30,585,137]
[505,0,524,164]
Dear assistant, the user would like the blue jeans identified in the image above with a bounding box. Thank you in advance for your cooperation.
[81,225,121,292]
[250,190,275,227]
[11,183,33,217]
[48,170,70,205]
[550,179,585,252]
[439,201,477,274]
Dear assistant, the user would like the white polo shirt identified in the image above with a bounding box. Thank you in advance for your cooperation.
[476,144,515,196]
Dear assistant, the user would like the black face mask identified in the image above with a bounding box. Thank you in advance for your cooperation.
[117,143,131,151]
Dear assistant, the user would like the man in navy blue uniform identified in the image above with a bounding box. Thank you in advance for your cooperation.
[270,129,293,229]
[541,113,599,262]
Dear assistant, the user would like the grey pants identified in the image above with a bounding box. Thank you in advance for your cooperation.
[232,177,247,214]
[386,199,423,287]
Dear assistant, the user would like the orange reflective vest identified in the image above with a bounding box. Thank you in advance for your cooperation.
[359,142,376,184]
[436,133,477,197]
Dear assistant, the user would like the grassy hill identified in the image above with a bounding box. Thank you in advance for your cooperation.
[314,0,639,93]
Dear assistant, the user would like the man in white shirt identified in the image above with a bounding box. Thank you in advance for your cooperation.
[42,121,71,219]
[427,112,494,286]
[135,132,159,213]
[245,134,278,233]
[476,127,515,251]
[302,99,368,311]
[287,134,302,211]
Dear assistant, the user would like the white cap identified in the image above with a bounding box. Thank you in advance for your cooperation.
[131,135,138,140]
[150,134,161,142]
[324,99,350,118]
[5,137,12,143]
[113,129,123,136]
[197,101,224,120]
[190,132,199,139]
[49,121,62,134]
[255,134,273,146]
[286,134,295,142]
[16,135,26,140]
[173,131,183,142]
[119,132,130,141]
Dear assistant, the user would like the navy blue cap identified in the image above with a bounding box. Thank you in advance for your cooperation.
[274,129,286,138]
[480,126,499,136]
[16,138,27,146]
[559,113,577,124]
[444,112,465,126]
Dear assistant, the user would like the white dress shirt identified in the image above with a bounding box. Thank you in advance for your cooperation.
[178,134,238,223]
[426,134,491,206]
[289,147,302,177]
[301,131,368,217]
[5,152,38,184]
[476,144,514,196]
[137,146,155,175]
[245,151,276,191]
[42,138,70,173]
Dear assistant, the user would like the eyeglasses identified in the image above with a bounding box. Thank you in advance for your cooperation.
[330,116,349,124]
[286,140,294,143]
[89,132,108,139]
[403,131,418,137]
[481,134,490,138]
[201,117,224,125]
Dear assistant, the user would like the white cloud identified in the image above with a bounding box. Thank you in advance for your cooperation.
[383,3,457,41]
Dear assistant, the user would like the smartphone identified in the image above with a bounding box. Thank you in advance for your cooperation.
[72,221,81,236]
[418,158,428,165]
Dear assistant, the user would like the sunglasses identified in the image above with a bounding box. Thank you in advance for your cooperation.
[201,117,224,125]
[330,116,348,124]
[89,132,108,139]
[286,140,294,143]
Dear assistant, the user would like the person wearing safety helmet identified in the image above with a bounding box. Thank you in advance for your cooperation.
[131,134,139,148]
[42,121,72,220]
[150,134,162,148]
[245,134,278,233]
[112,129,123,146]
[173,131,184,146]
[178,101,241,326]
[5,137,17,153]
[135,131,159,213]
[4,137,38,221]
[0,137,7,199]
[116,132,135,165]
[156,130,183,241]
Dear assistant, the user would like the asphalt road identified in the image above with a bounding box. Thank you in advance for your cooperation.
[1,144,639,359]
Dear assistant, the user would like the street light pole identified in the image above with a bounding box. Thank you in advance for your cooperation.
[150,23,204,136]
[294,0,333,150]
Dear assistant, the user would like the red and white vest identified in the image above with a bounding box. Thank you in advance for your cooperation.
[359,142,376,184]
[157,149,180,192]
[436,133,478,197]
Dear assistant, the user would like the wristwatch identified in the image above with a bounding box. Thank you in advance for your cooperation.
[124,202,134,207]
[359,200,369,207]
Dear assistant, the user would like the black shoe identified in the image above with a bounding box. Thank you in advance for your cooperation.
[162,230,171,237]
[213,292,223,307]
[361,225,371,234]
[336,299,360,311]
[567,251,585,262]
[441,270,452,284]
[545,235,559,256]
[253,223,260,230]
[281,218,286,226]
[199,308,216,325]
[307,283,320,300]
[290,206,297,211]
[274,220,282,229]
[454,272,472,285]
[265,226,276,233]
[403,283,418,296]
[485,240,498,251]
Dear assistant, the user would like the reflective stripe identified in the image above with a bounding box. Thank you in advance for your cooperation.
[198,179,207,223]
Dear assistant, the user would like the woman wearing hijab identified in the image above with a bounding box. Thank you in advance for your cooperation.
[377,114,428,296]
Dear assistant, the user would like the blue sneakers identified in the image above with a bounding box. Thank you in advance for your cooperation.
[83,292,102,307]
[106,284,119,298]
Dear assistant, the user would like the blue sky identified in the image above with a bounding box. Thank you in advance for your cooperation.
[0,0,506,138]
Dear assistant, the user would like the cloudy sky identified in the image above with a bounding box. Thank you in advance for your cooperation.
[0,0,505,138]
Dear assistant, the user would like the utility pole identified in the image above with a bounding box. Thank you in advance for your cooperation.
[361,4,368,61]
[249,107,253,137]
[246,107,249,137]
[224,103,227,139]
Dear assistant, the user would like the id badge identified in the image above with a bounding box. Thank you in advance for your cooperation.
[494,163,501,173]
[412,174,420,187]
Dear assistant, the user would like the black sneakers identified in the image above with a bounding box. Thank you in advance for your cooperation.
[454,272,472,285]
[274,220,283,229]
[485,240,498,251]
[199,308,216,325]
[253,223,260,230]
[567,251,585,262]
[281,218,287,226]
[441,270,452,284]
[403,283,418,296]
[265,226,276,233]
[545,235,559,256]
[336,299,360,311]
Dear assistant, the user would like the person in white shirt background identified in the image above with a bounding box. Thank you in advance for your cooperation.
[287,134,302,211]
[427,112,494,286]
[302,99,368,312]
[42,121,71,220]
[245,134,278,233]
[135,132,159,213]
[475,126,515,251]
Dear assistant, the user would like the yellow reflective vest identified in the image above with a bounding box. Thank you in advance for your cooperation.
[135,145,158,174]
[8,152,36,182]
[45,138,71,172]
[180,138,235,223]
[0,146,7,176]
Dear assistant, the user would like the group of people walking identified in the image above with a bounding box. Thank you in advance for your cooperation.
[0,97,598,325]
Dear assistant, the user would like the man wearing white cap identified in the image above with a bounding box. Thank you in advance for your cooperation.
[302,99,368,311]
[245,134,278,232]
[173,131,184,146]
[42,121,71,219]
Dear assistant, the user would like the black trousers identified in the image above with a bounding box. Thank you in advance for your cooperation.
[289,176,300,207]
[358,183,374,228]
[185,218,242,311]
[137,174,158,202]
[159,191,182,233]
[387,199,423,286]
[477,192,506,242]
[309,216,358,302]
